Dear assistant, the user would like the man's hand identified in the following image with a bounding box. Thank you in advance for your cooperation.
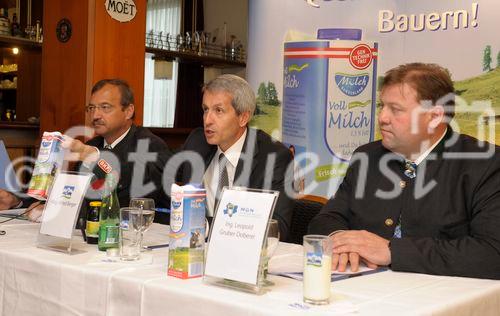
[61,136,99,164]
[331,230,391,266]
[331,252,378,272]
[0,189,20,210]
[25,202,44,222]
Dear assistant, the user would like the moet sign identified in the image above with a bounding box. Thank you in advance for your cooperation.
[105,0,137,23]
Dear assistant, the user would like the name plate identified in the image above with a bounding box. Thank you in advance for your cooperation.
[204,187,279,286]
[39,172,92,239]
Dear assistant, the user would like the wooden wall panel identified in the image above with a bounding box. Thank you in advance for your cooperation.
[40,0,147,134]
[91,0,146,125]
[40,1,88,134]
[16,47,41,122]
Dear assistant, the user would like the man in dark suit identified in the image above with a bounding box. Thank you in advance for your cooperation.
[177,74,294,241]
[65,79,172,223]
[309,63,500,279]
[0,79,172,223]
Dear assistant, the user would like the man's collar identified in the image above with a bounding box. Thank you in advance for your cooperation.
[410,127,448,165]
[104,126,132,149]
[217,128,247,167]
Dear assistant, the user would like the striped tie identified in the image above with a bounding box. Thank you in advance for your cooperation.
[214,153,229,211]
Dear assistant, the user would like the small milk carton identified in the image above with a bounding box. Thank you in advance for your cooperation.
[27,131,65,200]
[168,184,206,279]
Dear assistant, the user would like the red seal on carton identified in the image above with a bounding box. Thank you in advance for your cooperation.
[97,159,112,174]
[349,44,373,70]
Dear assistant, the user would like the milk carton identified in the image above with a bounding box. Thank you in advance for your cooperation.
[168,184,206,279]
[282,28,378,198]
[27,132,65,200]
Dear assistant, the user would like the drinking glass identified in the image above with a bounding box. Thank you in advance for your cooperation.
[259,219,280,286]
[303,235,332,305]
[129,198,155,250]
[119,207,142,261]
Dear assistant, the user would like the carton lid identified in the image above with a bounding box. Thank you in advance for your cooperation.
[317,28,362,40]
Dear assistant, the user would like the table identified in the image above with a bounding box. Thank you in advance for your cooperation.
[0,222,499,315]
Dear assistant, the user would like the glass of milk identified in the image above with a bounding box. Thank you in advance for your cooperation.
[303,235,332,305]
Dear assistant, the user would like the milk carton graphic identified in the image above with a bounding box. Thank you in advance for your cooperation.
[282,29,378,198]
[27,131,65,200]
[168,183,206,279]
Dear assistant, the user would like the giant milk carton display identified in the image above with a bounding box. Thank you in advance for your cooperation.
[168,184,206,279]
[28,131,65,200]
[282,29,378,198]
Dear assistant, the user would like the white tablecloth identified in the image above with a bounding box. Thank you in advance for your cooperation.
[0,222,499,316]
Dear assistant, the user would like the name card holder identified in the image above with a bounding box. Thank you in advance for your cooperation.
[203,187,279,294]
[37,171,93,254]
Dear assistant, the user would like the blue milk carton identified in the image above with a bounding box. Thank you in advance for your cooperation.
[282,28,378,198]
[168,184,206,279]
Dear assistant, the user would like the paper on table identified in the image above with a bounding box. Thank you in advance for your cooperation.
[0,208,28,216]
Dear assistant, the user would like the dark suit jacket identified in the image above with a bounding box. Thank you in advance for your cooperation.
[80,125,172,224]
[177,127,295,241]
[309,129,500,279]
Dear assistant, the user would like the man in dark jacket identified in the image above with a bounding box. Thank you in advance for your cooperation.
[1,79,172,224]
[309,63,500,279]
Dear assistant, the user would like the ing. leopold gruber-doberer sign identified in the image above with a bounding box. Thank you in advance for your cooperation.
[105,0,137,23]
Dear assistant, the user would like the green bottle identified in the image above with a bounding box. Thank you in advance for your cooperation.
[98,173,120,251]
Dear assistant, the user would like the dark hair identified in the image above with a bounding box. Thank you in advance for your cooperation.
[91,79,135,119]
[382,63,455,118]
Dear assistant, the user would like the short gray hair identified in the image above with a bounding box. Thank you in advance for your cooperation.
[203,74,256,119]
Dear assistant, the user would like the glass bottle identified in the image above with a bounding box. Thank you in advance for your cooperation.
[11,13,20,37]
[98,173,120,251]
[86,201,101,244]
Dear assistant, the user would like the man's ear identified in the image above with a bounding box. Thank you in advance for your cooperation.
[428,105,445,129]
[238,111,251,127]
[125,104,135,120]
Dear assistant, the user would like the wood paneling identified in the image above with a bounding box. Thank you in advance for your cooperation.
[16,47,41,122]
[40,1,89,134]
[149,127,193,150]
[91,0,146,125]
[40,0,146,135]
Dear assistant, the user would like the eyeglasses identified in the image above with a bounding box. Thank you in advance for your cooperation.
[85,104,114,113]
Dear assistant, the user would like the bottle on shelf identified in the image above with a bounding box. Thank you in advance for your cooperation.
[98,173,120,251]
[35,20,41,42]
[11,13,21,37]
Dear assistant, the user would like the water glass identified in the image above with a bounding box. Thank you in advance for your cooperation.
[258,219,280,286]
[119,207,142,261]
[129,198,155,249]
[303,235,332,305]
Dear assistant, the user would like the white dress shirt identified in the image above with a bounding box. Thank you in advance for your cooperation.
[203,128,247,216]
[412,127,447,166]
[103,127,131,149]
[83,127,131,168]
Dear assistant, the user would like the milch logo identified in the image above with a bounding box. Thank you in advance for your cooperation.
[335,73,369,96]
[61,185,75,199]
[223,203,238,217]
[172,200,182,210]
